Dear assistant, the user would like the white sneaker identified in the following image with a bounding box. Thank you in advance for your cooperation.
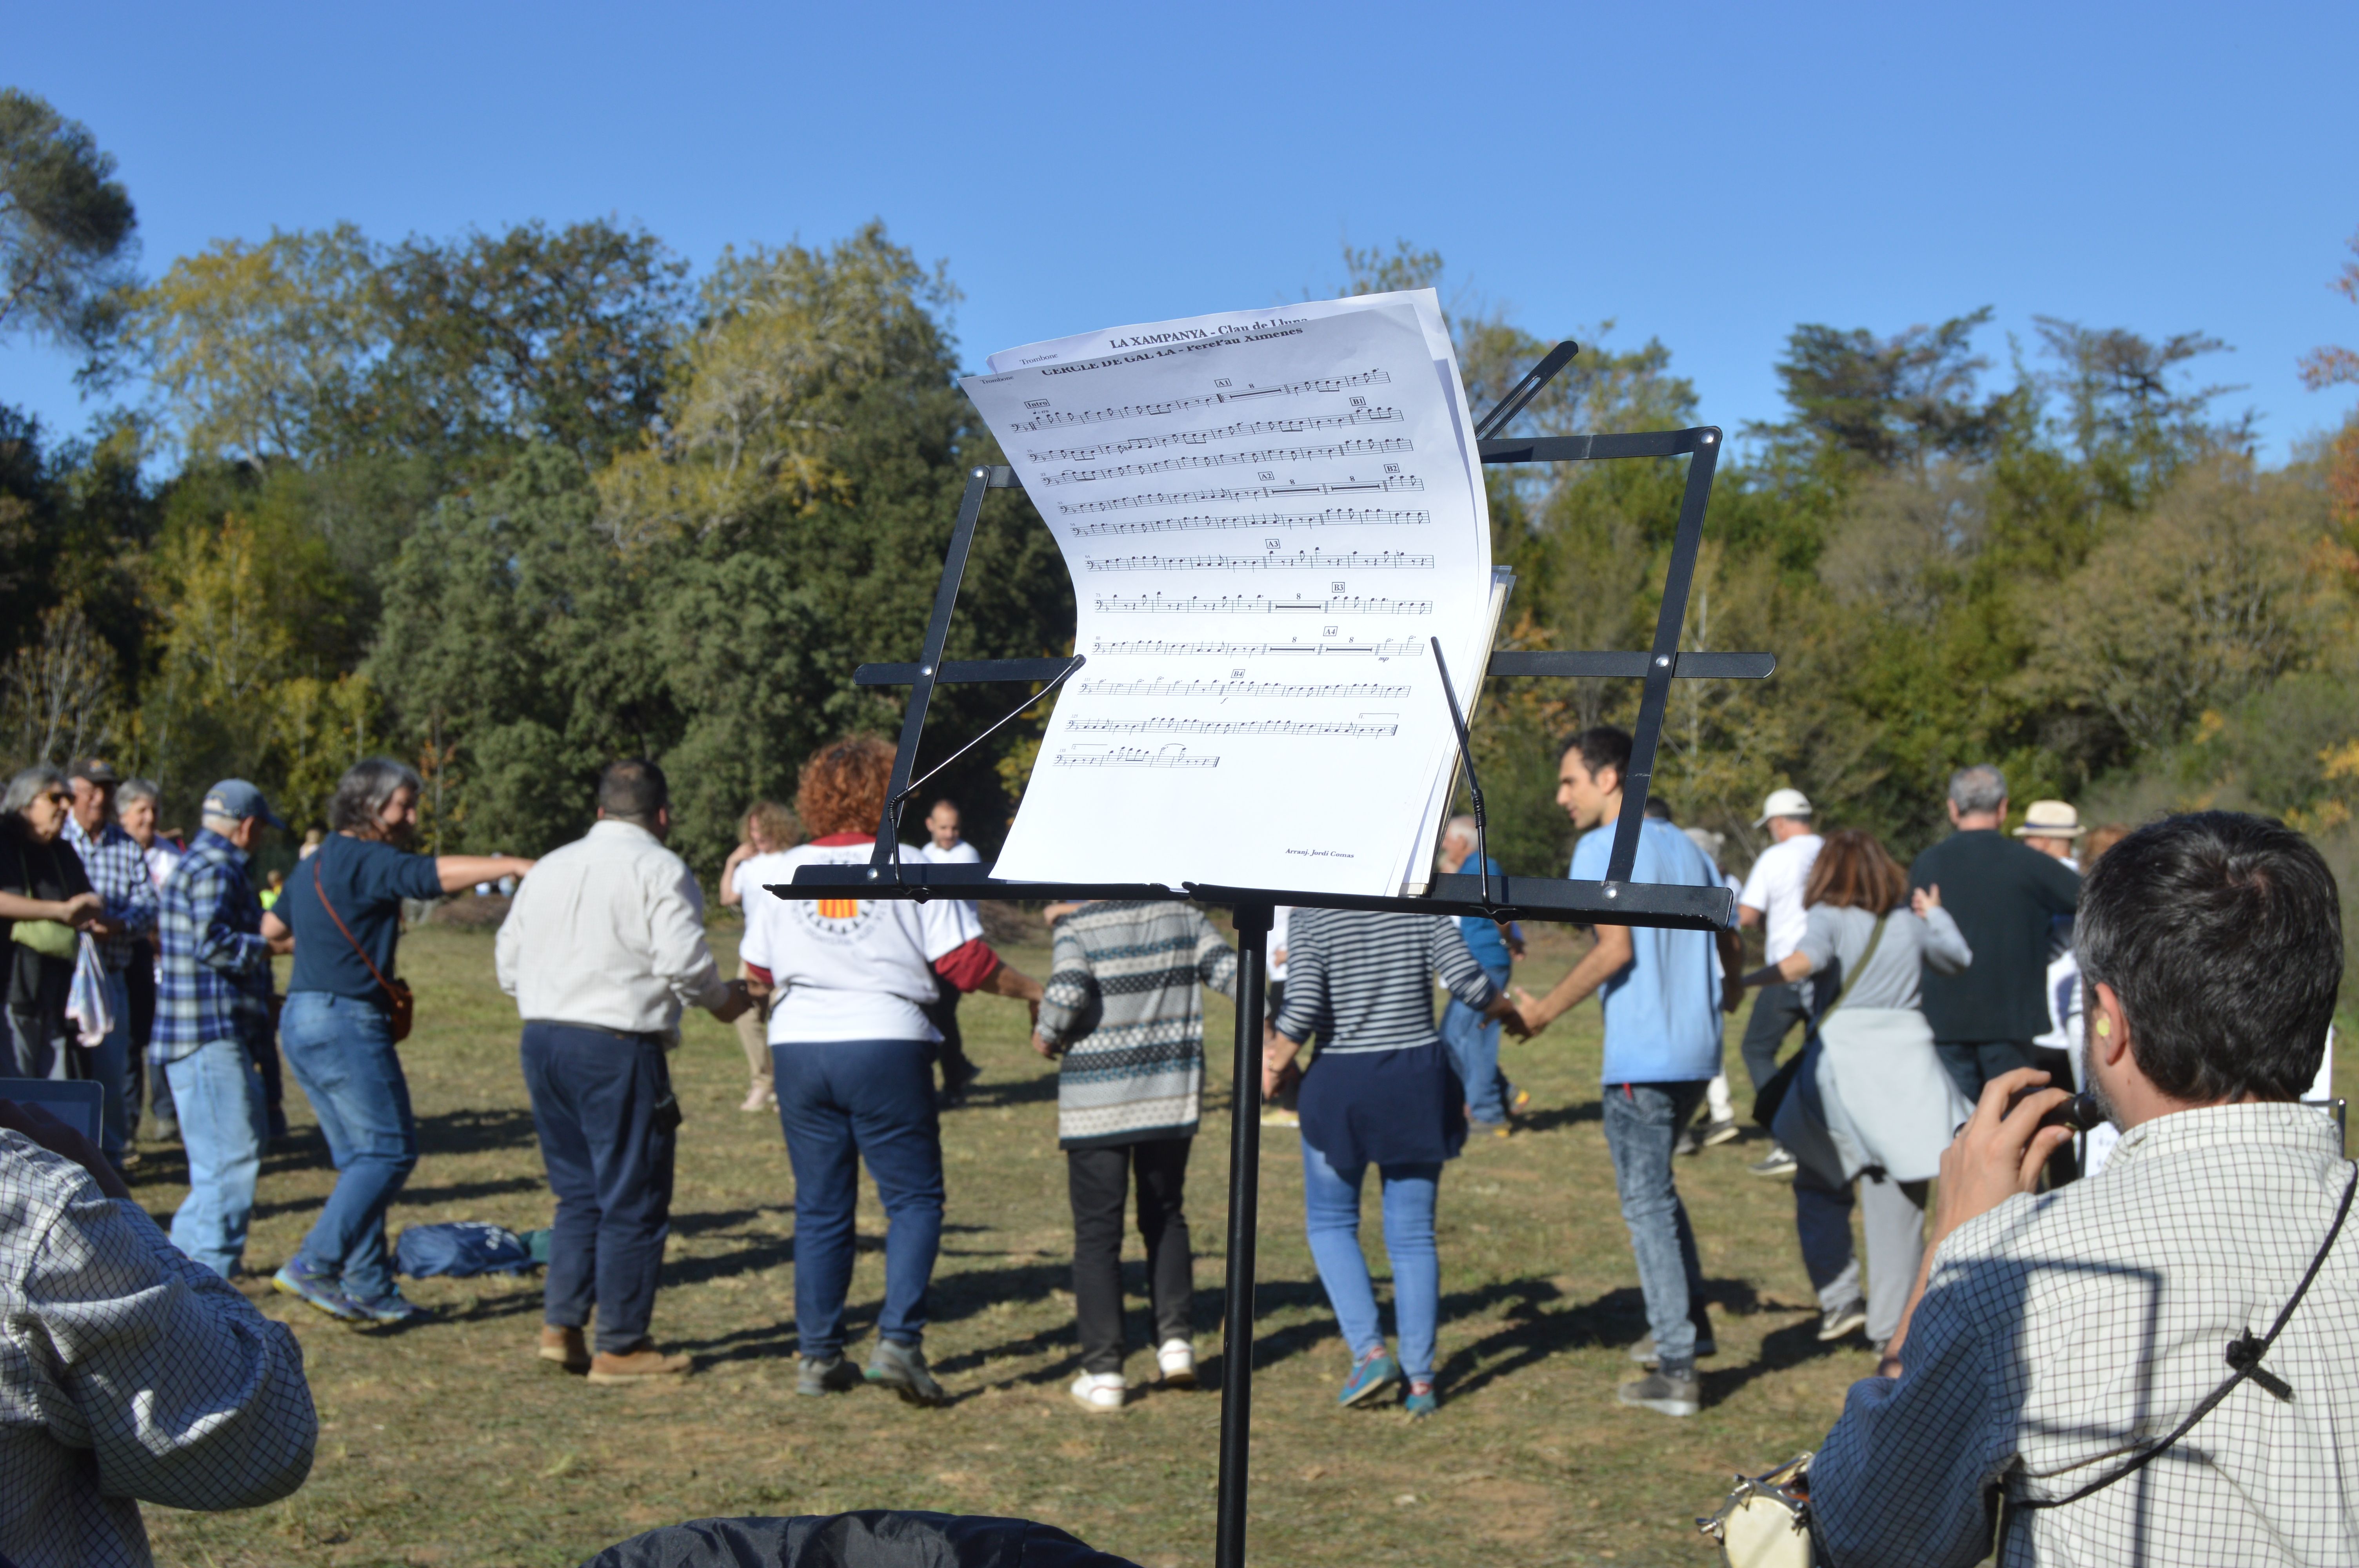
[1069,1371,1126,1411]
[1157,1338,1197,1388]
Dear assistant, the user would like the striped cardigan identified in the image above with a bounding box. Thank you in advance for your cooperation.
[1036,902,1238,1149]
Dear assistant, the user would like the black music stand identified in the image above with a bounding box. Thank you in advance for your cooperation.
[768,343,1774,1568]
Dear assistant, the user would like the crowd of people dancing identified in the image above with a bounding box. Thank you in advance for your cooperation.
[0,731,2349,1565]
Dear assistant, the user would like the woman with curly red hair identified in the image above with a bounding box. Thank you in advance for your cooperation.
[740,735,1042,1405]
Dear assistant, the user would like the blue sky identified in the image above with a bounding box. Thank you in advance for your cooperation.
[9,1,2357,463]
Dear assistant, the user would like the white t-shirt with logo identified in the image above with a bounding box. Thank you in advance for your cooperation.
[1738,833,1823,964]
[739,840,982,1044]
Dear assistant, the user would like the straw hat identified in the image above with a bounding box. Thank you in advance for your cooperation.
[2012,800,2084,839]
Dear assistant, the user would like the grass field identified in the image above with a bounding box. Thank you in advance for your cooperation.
[127,916,2354,1568]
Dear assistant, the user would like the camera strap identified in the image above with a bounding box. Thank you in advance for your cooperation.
[1999,1159,2357,1549]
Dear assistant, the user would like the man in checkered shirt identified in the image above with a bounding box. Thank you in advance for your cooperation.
[152,780,285,1280]
[60,757,157,1169]
[0,1096,315,1568]
[1812,812,2356,1565]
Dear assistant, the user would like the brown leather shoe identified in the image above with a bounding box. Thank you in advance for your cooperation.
[586,1341,692,1384]
[537,1325,590,1374]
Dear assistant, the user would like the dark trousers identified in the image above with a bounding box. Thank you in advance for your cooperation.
[919,983,973,1089]
[1739,981,1812,1096]
[1067,1137,1195,1375]
[125,959,157,1120]
[774,1038,944,1357]
[1936,1039,2078,1182]
[521,1022,678,1354]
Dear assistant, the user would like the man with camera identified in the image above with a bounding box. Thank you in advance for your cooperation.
[1809,812,2355,1564]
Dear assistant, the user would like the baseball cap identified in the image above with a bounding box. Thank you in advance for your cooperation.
[202,779,286,830]
[1754,787,1813,827]
[67,757,120,785]
[2012,799,2084,838]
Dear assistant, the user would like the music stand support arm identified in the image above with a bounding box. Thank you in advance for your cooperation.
[1213,900,1271,1568]
[1429,635,1494,911]
[873,466,997,876]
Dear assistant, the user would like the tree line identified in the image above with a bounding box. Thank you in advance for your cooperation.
[4,91,2355,982]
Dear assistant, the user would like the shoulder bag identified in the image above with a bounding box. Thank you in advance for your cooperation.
[314,856,416,1042]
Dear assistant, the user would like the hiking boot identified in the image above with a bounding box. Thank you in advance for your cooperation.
[587,1342,692,1384]
[797,1354,864,1396]
[273,1261,361,1323]
[1616,1366,1701,1417]
[1818,1300,1868,1343]
[1158,1338,1198,1387]
[1628,1331,1717,1365]
[866,1338,949,1406]
[1747,1145,1798,1178]
[538,1325,591,1374]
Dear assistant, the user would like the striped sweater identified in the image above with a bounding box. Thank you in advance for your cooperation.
[1036,902,1238,1149]
[1271,908,1498,1054]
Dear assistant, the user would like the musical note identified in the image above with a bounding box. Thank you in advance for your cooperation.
[1092,594,1434,615]
[1027,408,1404,462]
[1084,551,1432,573]
[1075,679,1413,700]
[1058,476,1425,514]
[1067,508,1429,538]
[1066,717,1399,738]
[1003,369,1394,430]
[1088,637,1428,660]
[1039,438,1413,487]
[1054,746,1222,769]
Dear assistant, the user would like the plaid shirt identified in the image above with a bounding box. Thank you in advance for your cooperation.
[153,829,271,1063]
[1813,1102,2359,1566]
[61,817,156,973]
[0,1129,315,1567]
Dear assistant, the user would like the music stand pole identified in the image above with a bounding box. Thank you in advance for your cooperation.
[1213,900,1271,1568]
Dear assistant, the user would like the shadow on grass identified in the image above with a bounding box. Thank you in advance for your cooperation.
[1508,1097,1603,1134]
[416,1106,540,1156]
[951,1074,1058,1109]
[1697,1313,1856,1406]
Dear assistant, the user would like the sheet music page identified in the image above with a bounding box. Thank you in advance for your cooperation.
[963,294,1492,896]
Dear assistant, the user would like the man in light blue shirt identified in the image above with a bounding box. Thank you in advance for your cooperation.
[1515,726,1740,1418]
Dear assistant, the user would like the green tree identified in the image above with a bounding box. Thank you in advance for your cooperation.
[366,220,687,472]
[0,89,137,367]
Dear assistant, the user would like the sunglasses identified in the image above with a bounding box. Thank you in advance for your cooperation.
[44,791,71,806]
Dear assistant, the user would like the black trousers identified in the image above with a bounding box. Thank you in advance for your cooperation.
[1739,980,1812,1099]
[1936,1039,2078,1184]
[1067,1137,1194,1375]
[919,982,973,1087]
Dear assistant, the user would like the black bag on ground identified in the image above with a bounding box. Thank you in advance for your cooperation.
[580,1512,1141,1568]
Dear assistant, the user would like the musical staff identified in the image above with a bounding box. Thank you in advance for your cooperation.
[1084,550,1431,573]
[1067,717,1398,738]
[1076,679,1413,700]
[1054,746,1221,769]
[1026,408,1403,462]
[1039,438,1412,487]
[1093,594,1434,615]
[1059,476,1425,514]
[1004,369,1393,430]
[1089,637,1428,660]
[1068,508,1429,538]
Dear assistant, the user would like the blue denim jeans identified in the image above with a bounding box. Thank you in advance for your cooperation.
[1600,1080,1712,1370]
[87,969,132,1163]
[521,1023,678,1354]
[281,991,418,1303]
[1299,1136,1442,1382]
[164,1038,268,1277]
[773,1038,943,1358]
